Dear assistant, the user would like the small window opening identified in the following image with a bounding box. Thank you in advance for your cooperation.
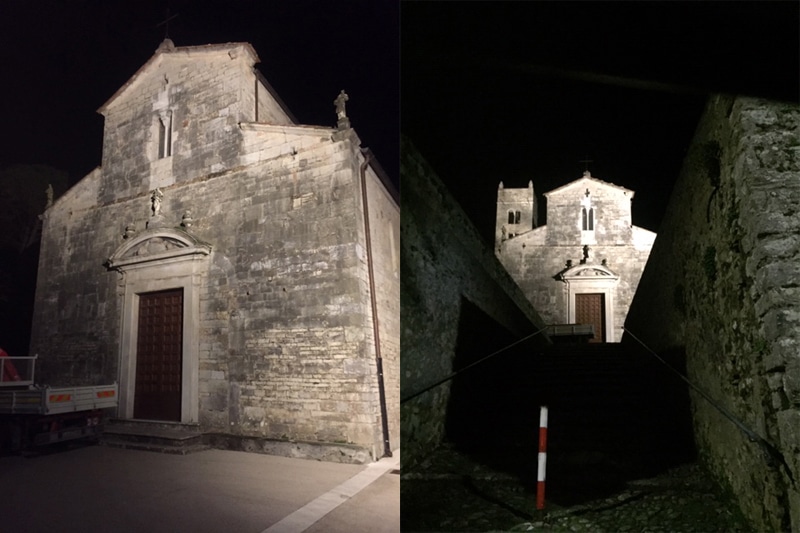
[514,211,521,224]
[508,211,515,224]
[158,112,173,158]
[582,207,595,231]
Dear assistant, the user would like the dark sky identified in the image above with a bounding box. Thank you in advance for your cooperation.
[0,0,399,188]
[401,2,799,241]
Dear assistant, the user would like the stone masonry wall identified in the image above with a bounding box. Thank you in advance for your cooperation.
[496,181,536,242]
[497,176,654,343]
[363,159,401,453]
[499,240,651,342]
[544,178,634,246]
[625,94,800,531]
[31,116,393,456]
[401,137,551,471]
[99,45,281,206]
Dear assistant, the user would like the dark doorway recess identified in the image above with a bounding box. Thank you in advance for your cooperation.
[134,288,183,421]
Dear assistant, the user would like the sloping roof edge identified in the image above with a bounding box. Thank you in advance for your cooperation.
[97,40,259,115]
[544,174,634,197]
[254,69,297,124]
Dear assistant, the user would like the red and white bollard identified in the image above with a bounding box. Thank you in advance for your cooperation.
[536,405,548,510]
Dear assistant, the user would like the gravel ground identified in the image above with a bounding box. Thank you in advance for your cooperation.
[401,444,750,532]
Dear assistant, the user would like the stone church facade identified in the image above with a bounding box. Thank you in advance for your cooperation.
[495,172,655,342]
[29,40,399,462]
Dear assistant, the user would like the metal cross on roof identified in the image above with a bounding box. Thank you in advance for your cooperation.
[156,8,179,39]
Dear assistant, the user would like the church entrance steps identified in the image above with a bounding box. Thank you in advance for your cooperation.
[446,340,695,503]
[512,343,686,452]
[101,419,208,455]
[100,419,376,463]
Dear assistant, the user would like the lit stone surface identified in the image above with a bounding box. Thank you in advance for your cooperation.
[626,94,800,531]
[29,41,399,462]
[495,172,655,343]
[400,138,550,471]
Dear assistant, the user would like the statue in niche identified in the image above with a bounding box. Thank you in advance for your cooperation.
[151,188,164,216]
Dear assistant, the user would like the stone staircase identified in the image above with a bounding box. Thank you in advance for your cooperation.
[447,340,696,504]
[526,343,688,454]
[101,419,209,455]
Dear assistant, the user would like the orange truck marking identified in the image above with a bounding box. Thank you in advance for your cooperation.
[49,394,72,402]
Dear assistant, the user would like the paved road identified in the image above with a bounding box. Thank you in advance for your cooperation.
[0,444,399,532]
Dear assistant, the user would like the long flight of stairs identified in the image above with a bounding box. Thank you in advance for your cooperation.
[447,341,695,504]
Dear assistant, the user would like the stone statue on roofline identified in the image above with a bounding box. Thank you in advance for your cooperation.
[334,90,350,130]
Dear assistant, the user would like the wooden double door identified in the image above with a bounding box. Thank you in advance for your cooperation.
[134,289,183,421]
[575,293,606,343]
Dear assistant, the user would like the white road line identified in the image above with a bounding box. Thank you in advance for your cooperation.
[262,451,399,533]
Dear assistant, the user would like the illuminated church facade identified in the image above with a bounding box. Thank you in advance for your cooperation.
[495,172,655,342]
[29,40,399,462]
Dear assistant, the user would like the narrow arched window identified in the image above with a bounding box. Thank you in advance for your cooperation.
[508,210,514,224]
[158,111,173,158]
[514,211,521,224]
[582,207,595,231]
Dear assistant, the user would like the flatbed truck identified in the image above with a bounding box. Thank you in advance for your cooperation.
[0,353,118,451]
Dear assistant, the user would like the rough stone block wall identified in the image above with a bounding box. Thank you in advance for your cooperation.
[545,179,634,245]
[256,78,294,125]
[401,137,550,471]
[99,45,267,205]
[496,176,653,343]
[496,181,536,242]
[499,239,650,342]
[363,163,401,452]
[31,118,393,456]
[626,94,800,531]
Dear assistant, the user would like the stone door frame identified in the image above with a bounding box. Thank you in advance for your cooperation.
[107,228,211,423]
[561,264,619,343]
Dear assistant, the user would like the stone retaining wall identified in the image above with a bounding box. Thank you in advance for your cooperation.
[401,137,551,470]
[626,94,800,531]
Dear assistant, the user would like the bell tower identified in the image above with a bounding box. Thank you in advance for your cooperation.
[496,180,537,246]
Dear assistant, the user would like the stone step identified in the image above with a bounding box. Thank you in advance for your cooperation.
[101,438,210,455]
[101,419,209,455]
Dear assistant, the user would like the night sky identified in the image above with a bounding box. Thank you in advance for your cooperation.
[401,2,799,241]
[0,1,398,354]
[0,1,399,187]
